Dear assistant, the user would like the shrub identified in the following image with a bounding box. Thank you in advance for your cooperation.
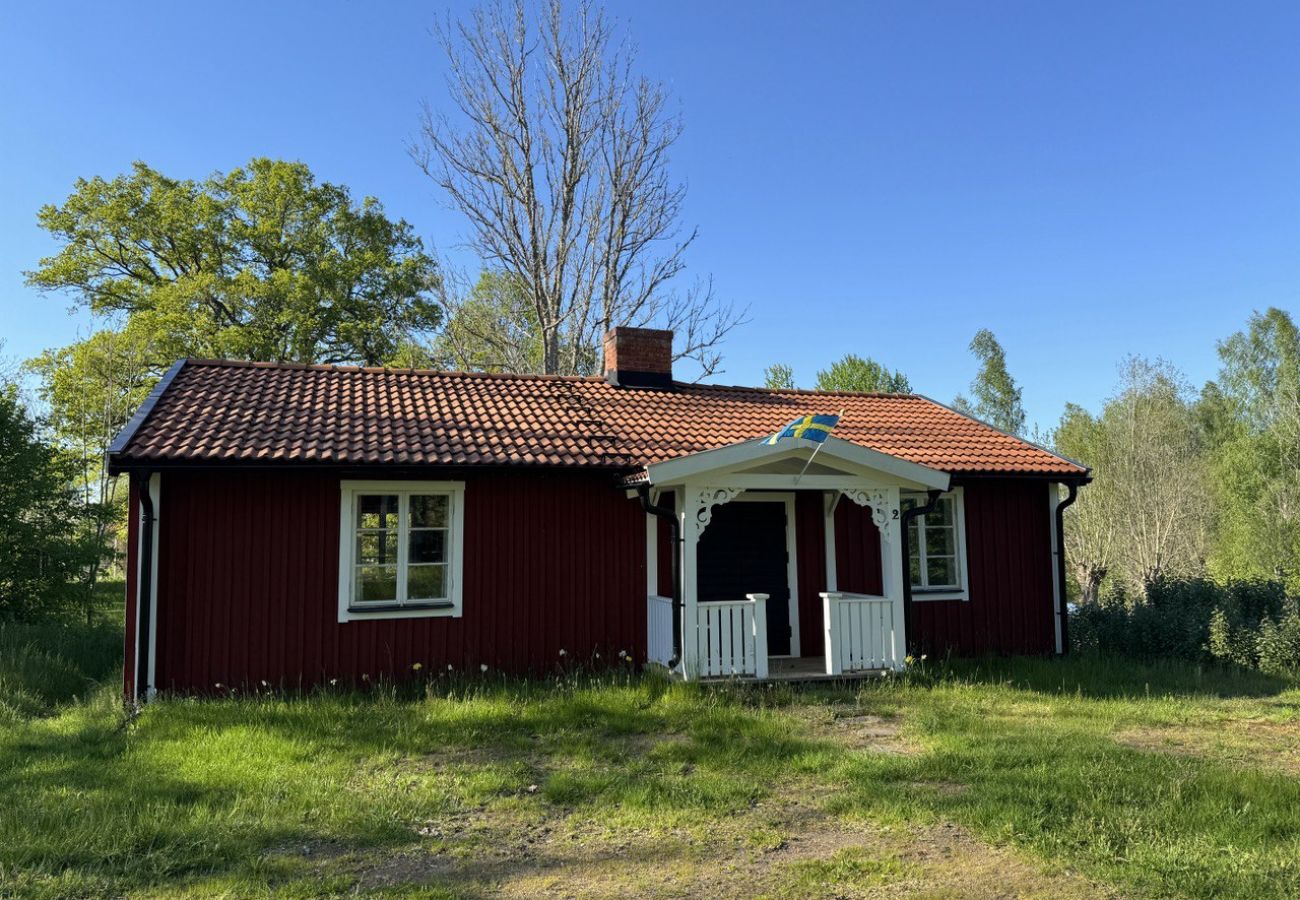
[1071,577,1297,675]
[1256,602,1300,676]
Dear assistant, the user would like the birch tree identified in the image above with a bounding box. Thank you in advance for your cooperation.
[413,0,742,378]
[1060,358,1210,598]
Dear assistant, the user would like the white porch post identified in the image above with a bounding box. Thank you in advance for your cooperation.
[877,485,907,670]
[823,491,841,675]
[679,482,700,680]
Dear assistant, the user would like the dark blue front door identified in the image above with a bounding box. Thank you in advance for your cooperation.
[696,500,792,655]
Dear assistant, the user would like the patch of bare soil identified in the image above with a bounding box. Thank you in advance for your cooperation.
[798,705,919,756]
[333,785,1113,898]
[1116,720,1300,776]
[321,720,1116,898]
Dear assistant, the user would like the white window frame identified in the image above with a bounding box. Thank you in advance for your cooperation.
[337,480,466,622]
[904,487,969,602]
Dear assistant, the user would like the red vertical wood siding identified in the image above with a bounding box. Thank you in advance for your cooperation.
[655,490,676,598]
[833,501,885,596]
[151,468,646,692]
[793,492,829,657]
[909,479,1056,656]
[812,482,1056,657]
[139,472,1058,693]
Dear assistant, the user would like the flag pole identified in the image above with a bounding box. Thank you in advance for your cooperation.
[794,408,843,485]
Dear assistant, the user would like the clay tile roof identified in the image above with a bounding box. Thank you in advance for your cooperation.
[108,359,1089,478]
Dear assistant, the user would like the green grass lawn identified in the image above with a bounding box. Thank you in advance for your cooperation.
[2,632,1298,898]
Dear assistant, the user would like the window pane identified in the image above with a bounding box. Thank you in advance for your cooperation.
[909,556,922,586]
[356,565,398,603]
[927,556,957,587]
[410,495,449,528]
[925,526,955,557]
[925,498,954,528]
[407,564,447,601]
[357,532,398,564]
[409,529,447,564]
[357,495,399,529]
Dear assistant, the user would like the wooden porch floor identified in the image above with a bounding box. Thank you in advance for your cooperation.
[693,656,888,683]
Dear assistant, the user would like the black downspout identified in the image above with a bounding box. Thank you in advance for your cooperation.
[638,485,682,668]
[899,488,942,655]
[1054,482,1080,655]
[135,471,156,702]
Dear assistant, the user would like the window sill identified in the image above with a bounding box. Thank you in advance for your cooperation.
[341,601,459,622]
[911,589,969,603]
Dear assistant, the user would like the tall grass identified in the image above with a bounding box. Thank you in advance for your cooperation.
[0,618,123,721]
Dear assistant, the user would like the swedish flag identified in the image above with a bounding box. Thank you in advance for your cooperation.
[766,414,840,445]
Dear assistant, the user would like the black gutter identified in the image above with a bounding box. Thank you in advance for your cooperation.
[899,489,943,654]
[1054,481,1081,655]
[638,485,682,668]
[135,471,156,702]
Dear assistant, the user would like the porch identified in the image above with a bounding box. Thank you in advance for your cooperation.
[640,435,951,682]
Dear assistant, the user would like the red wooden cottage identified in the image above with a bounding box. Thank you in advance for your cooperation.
[108,328,1089,699]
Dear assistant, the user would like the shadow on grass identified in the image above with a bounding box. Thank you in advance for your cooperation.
[923,652,1296,700]
[0,674,837,897]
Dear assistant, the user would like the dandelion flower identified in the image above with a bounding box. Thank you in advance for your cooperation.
[412,662,423,671]
[480,663,488,673]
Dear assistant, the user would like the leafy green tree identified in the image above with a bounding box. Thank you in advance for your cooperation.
[28,158,441,367]
[815,355,910,393]
[0,386,101,621]
[955,329,1025,435]
[763,363,796,390]
[27,324,156,587]
[1202,308,1300,589]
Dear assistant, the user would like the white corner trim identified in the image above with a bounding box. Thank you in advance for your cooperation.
[133,473,161,699]
[905,486,970,603]
[1049,482,1064,653]
[337,480,466,622]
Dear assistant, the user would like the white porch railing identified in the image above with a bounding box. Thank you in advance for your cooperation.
[693,594,769,678]
[822,591,900,673]
[647,594,675,667]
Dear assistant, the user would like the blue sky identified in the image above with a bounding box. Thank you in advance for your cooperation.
[2,1,1297,430]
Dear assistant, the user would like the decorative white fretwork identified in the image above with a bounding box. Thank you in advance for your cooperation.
[694,486,745,533]
[841,487,899,541]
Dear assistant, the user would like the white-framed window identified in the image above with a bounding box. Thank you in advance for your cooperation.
[337,481,465,621]
[902,487,969,602]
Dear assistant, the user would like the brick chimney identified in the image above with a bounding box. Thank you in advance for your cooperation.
[603,327,674,389]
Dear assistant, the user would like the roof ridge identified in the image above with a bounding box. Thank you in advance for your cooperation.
[679,381,920,400]
[183,358,603,383]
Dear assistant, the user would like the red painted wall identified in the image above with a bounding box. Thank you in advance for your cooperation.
[790,483,1057,658]
[910,479,1056,656]
[145,468,646,693]
[128,472,1057,694]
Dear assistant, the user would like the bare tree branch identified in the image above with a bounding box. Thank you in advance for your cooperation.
[412,0,744,377]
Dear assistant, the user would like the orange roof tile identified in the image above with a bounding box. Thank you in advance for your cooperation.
[108,360,1088,477]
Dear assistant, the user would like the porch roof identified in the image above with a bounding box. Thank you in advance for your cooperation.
[108,359,1089,478]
